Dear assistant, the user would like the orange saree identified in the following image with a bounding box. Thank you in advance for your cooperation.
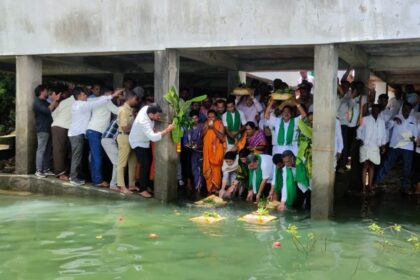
[203,120,225,193]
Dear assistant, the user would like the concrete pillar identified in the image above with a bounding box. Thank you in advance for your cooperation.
[311,45,338,219]
[15,56,42,174]
[154,50,179,202]
[354,68,370,96]
[227,70,239,95]
[112,72,124,89]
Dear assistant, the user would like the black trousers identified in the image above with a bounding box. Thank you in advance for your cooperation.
[134,147,152,190]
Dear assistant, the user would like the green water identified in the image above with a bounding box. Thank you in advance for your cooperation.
[0,193,418,280]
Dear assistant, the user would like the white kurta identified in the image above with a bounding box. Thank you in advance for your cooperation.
[356,115,387,164]
[388,115,418,151]
[267,114,301,156]
[250,155,273,193]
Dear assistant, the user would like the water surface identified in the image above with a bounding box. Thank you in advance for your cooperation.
[0,193,418,280]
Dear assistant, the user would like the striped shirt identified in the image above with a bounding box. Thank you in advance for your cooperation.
[102,119,119,140]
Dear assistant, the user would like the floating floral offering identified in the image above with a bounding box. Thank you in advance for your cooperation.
[194,195,227,208]
[238,213,277,225]
[190,211,226,224]
[266,200,282,209]
[239,200,277,225]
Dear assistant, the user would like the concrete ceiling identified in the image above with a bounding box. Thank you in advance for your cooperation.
[1,42,420,92]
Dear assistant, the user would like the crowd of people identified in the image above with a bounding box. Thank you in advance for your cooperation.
[32,70,420,210]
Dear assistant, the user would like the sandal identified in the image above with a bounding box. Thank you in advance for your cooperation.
[58,175,70,182]
[139,191,152,198]
[96,181,110,188]
[119,187,132,194]
[128,186,140,192]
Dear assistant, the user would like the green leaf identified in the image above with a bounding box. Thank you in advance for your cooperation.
[181,94,207,112]
[298,119,312,138]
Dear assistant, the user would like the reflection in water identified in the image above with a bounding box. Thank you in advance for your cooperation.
[0,194,418,279]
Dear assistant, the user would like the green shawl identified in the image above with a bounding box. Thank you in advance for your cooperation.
[277,117,295,146]
[226,111,241,144]
[297,118,313,178]
[284,167,297,208]
[295,161,310,190]
[248,155,262,192]
[273,167,283,193]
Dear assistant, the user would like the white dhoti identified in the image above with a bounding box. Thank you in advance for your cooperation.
[359,145,380,165]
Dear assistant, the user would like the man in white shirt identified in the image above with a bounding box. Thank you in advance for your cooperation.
[51,86,75,181]
[222,96,246,152]
[236,95,263,125]
[129,104,174,197]
[68,87,121,186]
[277,150,311,211]
[386,88,403,119]
[246,154,273,203]
[414,120,420,194]
[297,71,315,94]
[335,118,344,169]
[86,88,119,187]
[375,103,418,193]
[337,81,365,172]
[264,97,307,156]
[356,105,387,193]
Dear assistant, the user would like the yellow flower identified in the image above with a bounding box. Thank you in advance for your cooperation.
[286,224,299,236]
[391,224,401,232]
[307,233,315,240]
[408,235,418,243]
[368,223,384,235]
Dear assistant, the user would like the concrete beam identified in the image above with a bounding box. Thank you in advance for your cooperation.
[373,71,388,82]
[369,56,420,71]
[154,50,179,203]
[179,50,238,70]
[386,74,420,84]
[337,44,368,68]
[43,62,110,75]
[311,44,338,220]
[15,56,42,174]
[239,58,314,71]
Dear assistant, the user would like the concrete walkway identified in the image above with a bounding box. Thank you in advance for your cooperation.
[0,174,143,201]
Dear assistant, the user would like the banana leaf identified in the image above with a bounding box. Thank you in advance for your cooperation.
[164,86,207,144]
[297,118,313,179]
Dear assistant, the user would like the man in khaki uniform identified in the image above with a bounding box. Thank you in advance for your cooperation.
[116,92,140,193]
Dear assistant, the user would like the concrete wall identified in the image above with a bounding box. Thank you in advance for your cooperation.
[1,0,419,56]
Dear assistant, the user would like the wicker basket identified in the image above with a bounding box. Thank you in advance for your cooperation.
[271,93,292,101]
[232,87,251,96]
